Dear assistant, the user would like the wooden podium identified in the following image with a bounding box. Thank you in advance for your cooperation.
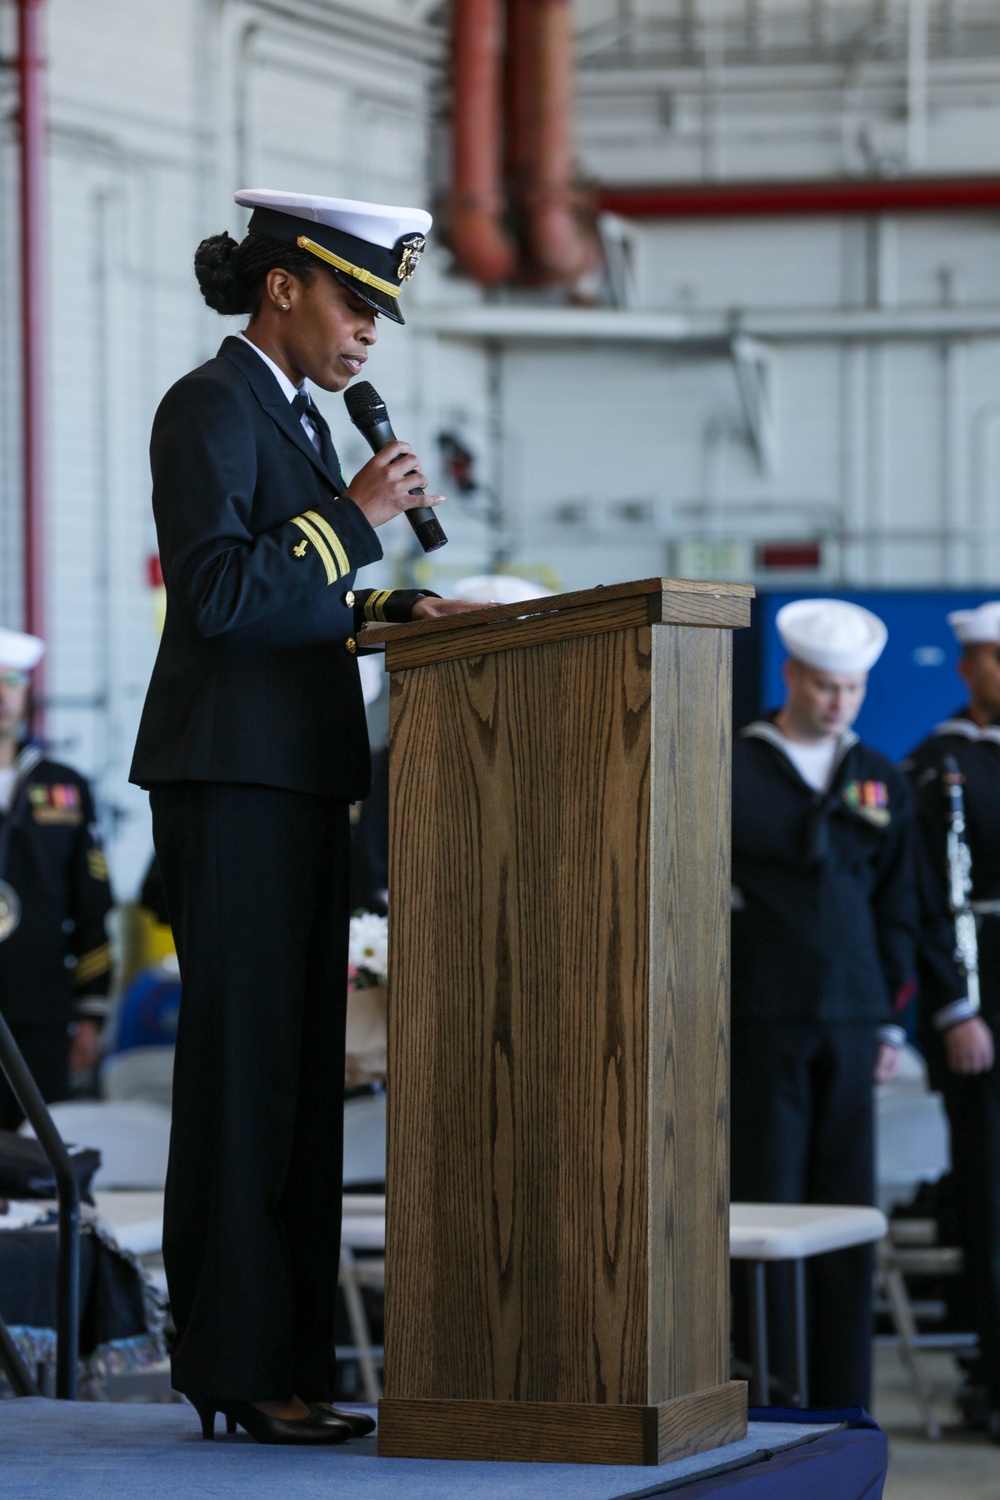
[360,577,754,1467]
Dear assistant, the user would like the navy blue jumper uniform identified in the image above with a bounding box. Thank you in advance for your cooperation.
[129,335,430,1403]
[730,719,917,1408]
[906,713,1000,1416]
[0,747,113,1128]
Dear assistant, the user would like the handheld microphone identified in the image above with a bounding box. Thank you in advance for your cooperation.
[343,381,448,553]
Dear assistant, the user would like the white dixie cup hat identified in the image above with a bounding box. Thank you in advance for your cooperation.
[454,575,554,605]
[946,601,1000,645]
[775,598,888,674]
[0,628,45,673]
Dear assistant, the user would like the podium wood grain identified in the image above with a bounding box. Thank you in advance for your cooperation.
[380,582,748,1464]
[361,575,753,670]
[377,1381,748,1466]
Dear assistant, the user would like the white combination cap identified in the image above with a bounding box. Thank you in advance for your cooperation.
[455,575,554,605]
[776,598,887,674]
[947,602,1000,645]
[234,190,431,249]
[0,628,44,672]
[234,189,432,324]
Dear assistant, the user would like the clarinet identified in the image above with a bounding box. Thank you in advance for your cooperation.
[942,753,981,1013]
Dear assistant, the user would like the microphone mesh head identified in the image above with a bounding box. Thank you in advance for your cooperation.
[343,381,386,426]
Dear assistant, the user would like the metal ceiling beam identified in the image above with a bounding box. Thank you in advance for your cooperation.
[411,302,1000,343]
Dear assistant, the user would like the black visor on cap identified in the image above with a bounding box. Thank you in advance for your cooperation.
[246,206,413,324]
[326,267,404,324]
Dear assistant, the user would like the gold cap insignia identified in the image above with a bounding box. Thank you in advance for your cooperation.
[397,236,426,282]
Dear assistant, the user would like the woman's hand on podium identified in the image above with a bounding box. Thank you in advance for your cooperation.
[411,597,488,620]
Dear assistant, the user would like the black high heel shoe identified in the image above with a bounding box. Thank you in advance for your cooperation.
[308,1403,376,1437]
[192,1399,351,1445]
[192,1401,236,1440]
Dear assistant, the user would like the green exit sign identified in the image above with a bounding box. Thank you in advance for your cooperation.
[672,539,752,581]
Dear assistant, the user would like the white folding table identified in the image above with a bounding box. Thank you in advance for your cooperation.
[93,1191,165,1258]
[340,1194,387,1402]
[93,1192,889,1410]
[730,1203,888,1407]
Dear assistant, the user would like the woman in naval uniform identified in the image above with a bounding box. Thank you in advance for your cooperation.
[130,189,475,1444]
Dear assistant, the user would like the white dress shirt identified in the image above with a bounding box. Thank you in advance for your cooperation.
[237,331,320,451]
[777,735,839,793]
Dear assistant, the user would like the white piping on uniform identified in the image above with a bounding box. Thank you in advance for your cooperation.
[740,720,859,785]
[932,718,1000,747]
[933,995,982,1029]
[10,745,42,805]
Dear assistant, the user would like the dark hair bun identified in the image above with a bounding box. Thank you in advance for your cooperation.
[194,232,249,315]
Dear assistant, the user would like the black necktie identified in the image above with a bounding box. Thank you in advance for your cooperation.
[292,390,318,447]
[292,393,344,489]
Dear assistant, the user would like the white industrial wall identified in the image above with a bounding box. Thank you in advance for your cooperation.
[471,0,1000,599]
[472,213,1000,597]
[3,0,1000,893]
[0,0,462,894]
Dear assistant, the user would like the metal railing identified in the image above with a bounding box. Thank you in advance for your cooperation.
[0,1008,80,1399]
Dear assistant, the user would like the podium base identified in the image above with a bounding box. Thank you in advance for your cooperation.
[377,1381,747,1466]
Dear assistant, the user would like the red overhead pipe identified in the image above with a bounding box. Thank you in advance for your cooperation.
[504,0,534,211]
[515,0,597,283]
[597,177,1000,219]
[448,0,517,286]
[17,0,46,690]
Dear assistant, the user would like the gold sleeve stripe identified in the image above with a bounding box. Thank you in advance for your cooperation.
[303,511,350,580]
[74,943,112,985]
[87,849,110,882]
[364,589,393,622]
[296,237,402,299]
[291,516,335,584]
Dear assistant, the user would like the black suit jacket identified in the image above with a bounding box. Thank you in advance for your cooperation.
[131,336,412,801]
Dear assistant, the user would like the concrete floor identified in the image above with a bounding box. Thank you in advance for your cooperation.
[874,1345,999,1499]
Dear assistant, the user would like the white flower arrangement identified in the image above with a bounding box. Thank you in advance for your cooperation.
[348,912,388,989]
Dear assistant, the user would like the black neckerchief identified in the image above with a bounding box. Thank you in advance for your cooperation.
[0,745,43,883]
[741,718,861,863]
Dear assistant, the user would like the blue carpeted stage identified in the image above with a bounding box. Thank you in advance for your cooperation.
[0,1401,887,1499]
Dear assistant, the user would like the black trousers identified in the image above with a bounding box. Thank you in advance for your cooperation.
[933,1029,1000,1406]
[0,1024,70,1130]
[150,783,350,1402]
[730,1020,878,1409]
